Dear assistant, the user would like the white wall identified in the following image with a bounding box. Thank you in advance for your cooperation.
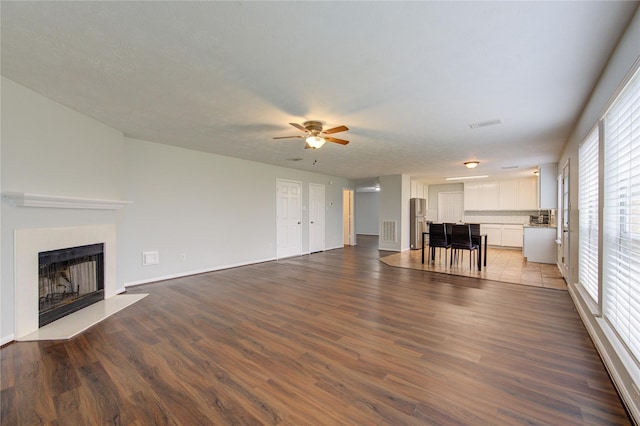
[0,77,353,343]
[378,174,411,251]
[1,77,127,342]
[123,138,352,284]
[558,6,640,420]
[355,192,379,235]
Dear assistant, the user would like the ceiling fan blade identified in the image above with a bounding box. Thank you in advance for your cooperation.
[273,135,304,139]
[325,136,350,145]
[289,122,307,132]
[322,125,349,135]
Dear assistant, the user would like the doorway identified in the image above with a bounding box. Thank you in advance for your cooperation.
[343,189,355,246]
[309,183,326,253]
[276,179,302,259]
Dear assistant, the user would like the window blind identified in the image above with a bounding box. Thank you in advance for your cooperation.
[603,67,640,362]
[579,128,599,303]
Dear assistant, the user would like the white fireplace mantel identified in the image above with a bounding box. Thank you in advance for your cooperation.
[2,192,131,210]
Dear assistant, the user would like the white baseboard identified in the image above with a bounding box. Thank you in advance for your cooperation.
[124,256,277,287]
[568,283,639,424]
[1,334,15,346]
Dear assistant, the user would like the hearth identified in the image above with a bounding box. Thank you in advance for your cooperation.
[38,243,104,327]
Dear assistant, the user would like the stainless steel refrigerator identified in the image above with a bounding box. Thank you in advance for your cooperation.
[410,198,427,250]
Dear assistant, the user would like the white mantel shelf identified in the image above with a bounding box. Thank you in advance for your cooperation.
[2,192,132,210]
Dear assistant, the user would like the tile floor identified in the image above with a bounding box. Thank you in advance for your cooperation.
[380,246,567,290]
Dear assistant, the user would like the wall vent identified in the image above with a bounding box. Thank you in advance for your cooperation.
[382,221,397,242]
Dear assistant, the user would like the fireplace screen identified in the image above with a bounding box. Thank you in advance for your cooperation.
[39,243,105,327]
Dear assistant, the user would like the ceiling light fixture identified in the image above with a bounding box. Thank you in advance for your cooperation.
[446,175,489,181]
[464,161,480,169]
[533,170,539,176]
[306,136,325,149]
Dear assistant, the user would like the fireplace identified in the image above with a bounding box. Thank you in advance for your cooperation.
[38,243,105,327]
[13,223,121,339]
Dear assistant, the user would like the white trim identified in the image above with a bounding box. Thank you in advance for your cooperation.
[125,246,351,288]
[568,283,640,422]
[1,334,15,346]
[124,256,278,287]
[2,192,131,210]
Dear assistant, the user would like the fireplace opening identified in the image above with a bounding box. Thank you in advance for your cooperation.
[39,243,105,327]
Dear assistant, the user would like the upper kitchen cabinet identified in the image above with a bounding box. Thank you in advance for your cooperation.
[464,182,481,210]
[464,182,499,210]
[538,163,558,209]
[518,177,538,210]
[465,178,537,211]
[481,182,500,210]
[499,180,518,210]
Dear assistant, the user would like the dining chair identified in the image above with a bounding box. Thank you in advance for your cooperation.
[450,224,479,269]
[428,223,451,265]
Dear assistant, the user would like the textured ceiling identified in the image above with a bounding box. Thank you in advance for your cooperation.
[2,1,638,185]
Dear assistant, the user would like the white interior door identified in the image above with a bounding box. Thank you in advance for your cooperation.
[276,179,302,259]
[309,183,325,253]
[438,192,464,223]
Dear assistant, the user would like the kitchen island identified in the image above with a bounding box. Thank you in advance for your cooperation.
[523,225,557,264]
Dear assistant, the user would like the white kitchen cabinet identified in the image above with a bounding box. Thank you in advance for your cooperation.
[523,226,557,263]
[465,178,540,211]
[481,224,502,247]
[464,182,481,210]
[502,225,524,247]
[499,181,518,210]
[538,163,558,209]
[518,178,538,210]
[481,182,500,211]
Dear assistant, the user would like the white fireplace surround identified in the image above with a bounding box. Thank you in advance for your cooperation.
[14,224,122,339]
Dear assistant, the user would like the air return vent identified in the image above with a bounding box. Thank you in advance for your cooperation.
[382,221,397,242]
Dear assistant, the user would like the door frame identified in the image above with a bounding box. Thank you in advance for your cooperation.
[560,160,570,279]
[309,183,326,253]
[343,189,355,246]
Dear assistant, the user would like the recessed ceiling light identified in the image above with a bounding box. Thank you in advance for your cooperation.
[469,119,501,129]
[446,175,489,181]
[464,161,479,169]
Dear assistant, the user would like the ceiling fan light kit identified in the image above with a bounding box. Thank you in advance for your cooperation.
[306,136,326,149]
[464,161,480,169]
[274,120,350,149]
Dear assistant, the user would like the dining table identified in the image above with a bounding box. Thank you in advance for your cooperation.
[421,231,487,271]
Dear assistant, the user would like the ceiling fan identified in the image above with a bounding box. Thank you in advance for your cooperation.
[273,121,350,149]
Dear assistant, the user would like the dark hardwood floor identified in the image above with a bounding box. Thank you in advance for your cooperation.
[1,235,631,425]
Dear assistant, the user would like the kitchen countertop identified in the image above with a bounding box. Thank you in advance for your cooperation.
[524,224,557,228]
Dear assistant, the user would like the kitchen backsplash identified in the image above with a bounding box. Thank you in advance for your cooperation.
[463,210,552,225]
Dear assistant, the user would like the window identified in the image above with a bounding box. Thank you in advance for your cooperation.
[579,128,599,303]
[602,67,640,362]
